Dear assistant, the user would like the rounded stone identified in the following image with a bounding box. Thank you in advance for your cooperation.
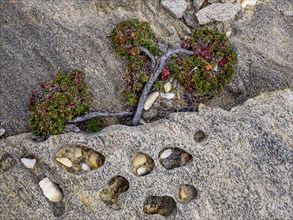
[85,150,105,169]
[177,184,198,203]
[39,177,63,202]
[143,195,177,216]
[194,130,207,142]
[131,152,155,176]
[158,147,192,170]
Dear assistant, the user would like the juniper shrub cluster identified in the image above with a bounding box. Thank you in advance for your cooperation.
[167,27,236,94]
[29,70,91,137]
[112,20,236,104]
[111,19,160,105]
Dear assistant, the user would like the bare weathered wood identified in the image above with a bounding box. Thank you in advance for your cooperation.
[139,46,156,69]
[132,48,194,125]
[68,111,134,123]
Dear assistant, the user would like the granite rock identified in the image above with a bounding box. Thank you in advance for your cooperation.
[161,0,189,18]
[196,3,241,24]
[0,89,292,219]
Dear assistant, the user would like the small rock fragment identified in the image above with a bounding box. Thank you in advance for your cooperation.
[132,153,147,167]
[283,10,293,17]
[74,147,82,158]
[99,176,129,209]
[160,92,176,100]
[0,154,16,171]
[193,0,206,11]
[177,184,198,203]
[194,130,207,142]
[0,128,5,137]
[85,150,105,169]
[241,0,257,8]
[164,82,172,92]
[81,163,91,171]
[56,157,73,168]
[159,147,192,170]
[161,0,189,19]
[143,196,177,216]
[39,177,63,202]
[196,3,241,24]
[144,92,159,111]
[131,153,155,176]
[21,158,37,169]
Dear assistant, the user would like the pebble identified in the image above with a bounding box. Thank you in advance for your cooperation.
[196,3,241,24]
[177,184,198,203]
[56,157,73,168]
[160,92,175,100]
[0,128,5,137]
[99,175,129,209]
[143,196,177,216]
[194,130,207,142]
[161,0,189,19]
[241,0,257,8]
[159,147,192,170]
[21,158,37,169]
[39,177,63,202]
[144,92,159,111]
[132,153,147,167]
[81,163,91,171]
[85,150,105,169]
[74,147,82,158]
[164,82,172,92]
[131,153,155,176]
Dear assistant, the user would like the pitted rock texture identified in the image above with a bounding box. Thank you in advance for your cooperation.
[0,89,292,219]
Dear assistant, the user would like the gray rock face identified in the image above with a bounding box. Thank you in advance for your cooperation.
[193,0,206,11]
[161,0,189,18]
[196,3,241,24]
[0,89,292,219]
[227,0,293,100]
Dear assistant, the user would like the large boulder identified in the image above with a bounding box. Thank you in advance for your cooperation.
[0,89,292,219]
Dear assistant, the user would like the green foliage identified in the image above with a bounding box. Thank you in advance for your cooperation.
[84,116,102,133]
[168,26,236,95]
[29,70,90,137]
[111,19,161,105]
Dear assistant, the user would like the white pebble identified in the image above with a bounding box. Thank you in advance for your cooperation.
[21,158,37,169]
[136,167,148,176]
[82,163,91,171]
[160,92,176,100]
[164,82,172,92]
[56,157,73,168]
[0,128,5,137]
[160,149,173,159]
[144,92,159,110]
[39,178,63,202]
[241,0,257,8]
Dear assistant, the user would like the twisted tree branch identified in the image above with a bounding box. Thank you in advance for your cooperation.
[68,110,134,123]
[139,46,156,69]
[132,48,194,125]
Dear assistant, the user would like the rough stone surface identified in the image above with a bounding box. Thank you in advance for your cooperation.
[196,3,241,24]
[227,0,293,102]
[0,89,292,219]
[193,0,206,11]
[161,0,189,18]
